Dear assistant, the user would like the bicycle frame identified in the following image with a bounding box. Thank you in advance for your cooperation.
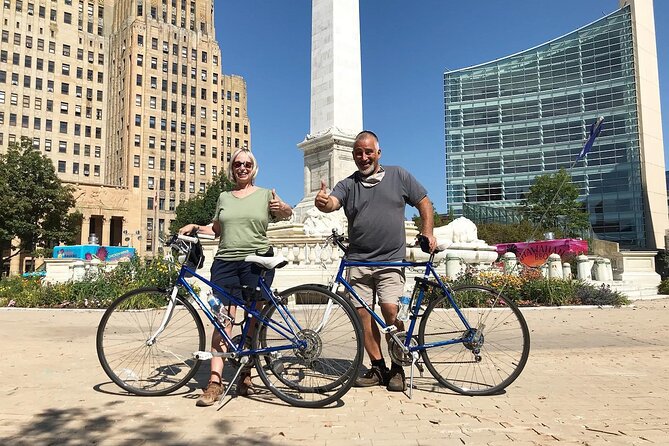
[154,263,308,362]
[331,257,474,354]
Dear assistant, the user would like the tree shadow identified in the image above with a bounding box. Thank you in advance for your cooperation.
[94,361,345,409]
[409,377,507,397]
[1,403,285,445]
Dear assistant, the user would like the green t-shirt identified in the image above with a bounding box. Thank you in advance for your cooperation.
[214,188,272,260]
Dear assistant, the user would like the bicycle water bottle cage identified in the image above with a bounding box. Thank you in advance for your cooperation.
[413,276,441,290]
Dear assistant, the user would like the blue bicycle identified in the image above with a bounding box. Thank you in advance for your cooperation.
[324,230,530,396]
[96,233,364,407]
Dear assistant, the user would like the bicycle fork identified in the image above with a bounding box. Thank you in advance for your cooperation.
[146,286,180,346]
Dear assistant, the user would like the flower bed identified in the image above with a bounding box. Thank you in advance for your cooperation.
[0,256,177,309]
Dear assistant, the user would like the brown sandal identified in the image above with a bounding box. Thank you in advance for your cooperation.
[237,372,255,396]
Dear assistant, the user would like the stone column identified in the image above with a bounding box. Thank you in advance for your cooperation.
[9,244,22,275]
[102,216,111,246]
[80,216,90,245]
[293,0,363,223]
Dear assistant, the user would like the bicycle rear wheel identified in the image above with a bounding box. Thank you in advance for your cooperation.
[253,285,363,408]
[96,287,205,396]
[418,284,530,396]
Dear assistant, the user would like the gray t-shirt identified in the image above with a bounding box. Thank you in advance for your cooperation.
[331,165,427,262]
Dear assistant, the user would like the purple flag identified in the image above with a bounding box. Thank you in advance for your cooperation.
[577,116,605,161]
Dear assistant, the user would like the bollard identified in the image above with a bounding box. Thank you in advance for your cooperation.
[577,255,592,280]
[89,258,101,277]
[562,262,572,280]
[540,263,549,278]
[548,253,562,279]
[593,257,607,281]
[72,260,86,281]
[445,254,463,279]
[603,258,613,281]
[502,252,518,275]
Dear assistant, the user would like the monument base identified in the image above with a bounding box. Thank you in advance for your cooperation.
[294,128,358,223]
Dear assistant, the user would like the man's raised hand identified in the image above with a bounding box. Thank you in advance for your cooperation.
[314,180,330,211]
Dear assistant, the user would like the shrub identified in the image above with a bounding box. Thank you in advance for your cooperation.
[0,254,178,309]
[658,278,669,295]
[422,267,630,308]
[520,278,580,306]
[573,282,628,306]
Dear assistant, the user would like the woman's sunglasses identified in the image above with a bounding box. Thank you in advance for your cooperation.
[233,161,253,169]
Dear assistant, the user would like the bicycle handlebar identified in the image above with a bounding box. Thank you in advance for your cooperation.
[327,229,436,261]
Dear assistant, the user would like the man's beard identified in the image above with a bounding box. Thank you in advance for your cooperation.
[357,163,376,176]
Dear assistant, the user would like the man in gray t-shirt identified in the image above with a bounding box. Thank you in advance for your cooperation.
[315,130,437,392]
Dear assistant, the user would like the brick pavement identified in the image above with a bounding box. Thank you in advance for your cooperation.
[0,298,668,445]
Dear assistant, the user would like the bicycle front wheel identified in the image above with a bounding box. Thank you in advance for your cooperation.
[96,287,205,396]
[253,285,363,408]
[418,284,530,396]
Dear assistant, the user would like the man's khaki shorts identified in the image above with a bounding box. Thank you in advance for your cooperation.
[346,266,405,308]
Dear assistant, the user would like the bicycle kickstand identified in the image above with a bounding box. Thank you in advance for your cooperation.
[407,350,425,400]
[409,352,418,399]
[217,357,250,409]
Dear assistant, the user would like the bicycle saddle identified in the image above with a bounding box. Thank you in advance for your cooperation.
[244,255,288,270]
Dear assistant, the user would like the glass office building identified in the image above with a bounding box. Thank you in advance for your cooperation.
[444,5,651,248]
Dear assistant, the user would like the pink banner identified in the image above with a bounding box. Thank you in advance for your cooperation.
[496,239,588,267]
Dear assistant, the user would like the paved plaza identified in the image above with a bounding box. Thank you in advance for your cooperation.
[1,298,668,445]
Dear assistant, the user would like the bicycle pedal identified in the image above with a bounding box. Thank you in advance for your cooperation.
[270,360,285,374]
[193,351,213,360]
[416,362,424,377]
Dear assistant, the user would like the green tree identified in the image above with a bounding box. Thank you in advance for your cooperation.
[412,202,452,229]
[0,138,81,271]
[476,221,538,245]
[169,171,235,233]
[522,168,589,236]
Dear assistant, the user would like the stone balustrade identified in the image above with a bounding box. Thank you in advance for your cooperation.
[41,236,661,297]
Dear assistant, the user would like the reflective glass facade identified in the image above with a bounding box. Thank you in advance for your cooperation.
[444,6,646,248]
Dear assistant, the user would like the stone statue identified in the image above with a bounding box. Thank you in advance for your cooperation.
[302,206,346,236]
[433,217,489,248]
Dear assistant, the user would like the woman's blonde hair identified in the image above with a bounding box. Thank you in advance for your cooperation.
[227,148,258,184]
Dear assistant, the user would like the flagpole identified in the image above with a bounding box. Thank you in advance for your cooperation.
[152,190,158,257]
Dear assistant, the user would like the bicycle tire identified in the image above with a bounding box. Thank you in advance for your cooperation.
[253,285,363,408]
[418,284,530,396]
[96,287,205,396]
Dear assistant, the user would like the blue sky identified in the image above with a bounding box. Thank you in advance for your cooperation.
[215,1,668,217]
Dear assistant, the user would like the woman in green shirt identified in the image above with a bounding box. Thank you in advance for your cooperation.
[180,148,292,407]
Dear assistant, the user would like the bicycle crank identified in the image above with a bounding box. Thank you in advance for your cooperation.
[388,332,419,366]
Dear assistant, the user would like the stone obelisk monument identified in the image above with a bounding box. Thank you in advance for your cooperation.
[292,0,362,223]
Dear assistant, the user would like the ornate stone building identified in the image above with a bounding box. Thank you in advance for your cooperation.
[0,0,250,273]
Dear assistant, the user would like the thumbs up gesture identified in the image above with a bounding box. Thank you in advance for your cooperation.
[315,180,331,211]
[269,188,282,213]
